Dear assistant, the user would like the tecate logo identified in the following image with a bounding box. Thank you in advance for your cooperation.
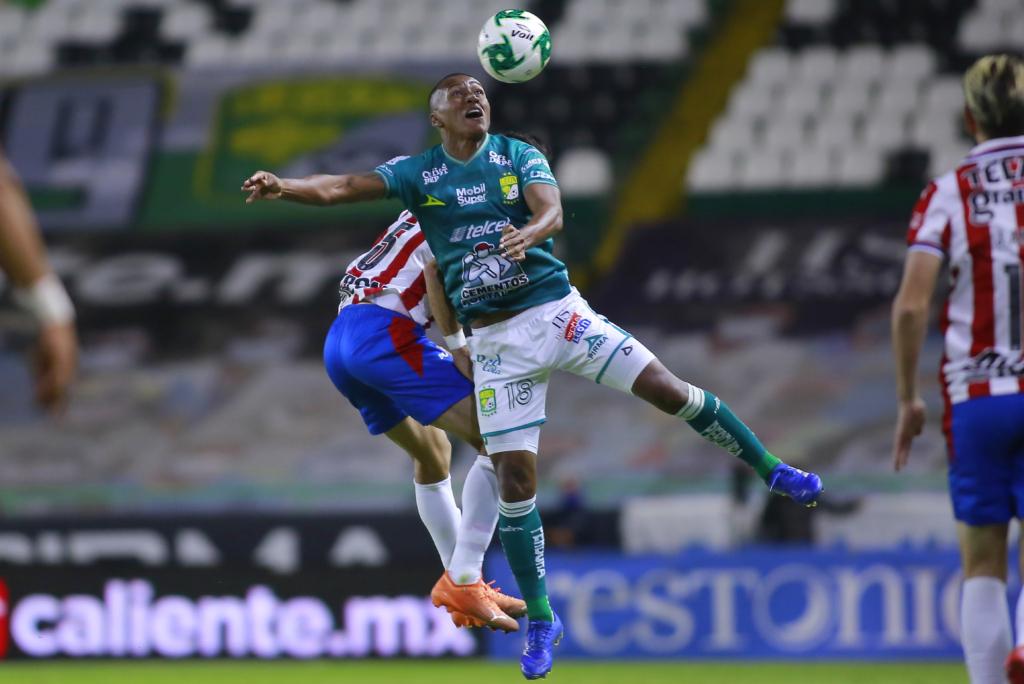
[4,579,474,659]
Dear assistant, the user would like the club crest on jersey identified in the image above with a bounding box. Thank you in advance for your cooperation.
[479,387,497,416]
[500,173,520,204]
[460,242,529,305]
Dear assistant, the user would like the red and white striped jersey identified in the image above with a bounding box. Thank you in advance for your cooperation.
[338,210,433,326]
[907,135,1024,403]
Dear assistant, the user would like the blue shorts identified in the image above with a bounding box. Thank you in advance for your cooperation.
[323,304,473,435]
[948,393,1024,525]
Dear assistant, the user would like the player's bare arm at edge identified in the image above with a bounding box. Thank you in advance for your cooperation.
[499,182,563,262]
[890,249,942,472]
[424,259,472,378]
[242,170,386,205]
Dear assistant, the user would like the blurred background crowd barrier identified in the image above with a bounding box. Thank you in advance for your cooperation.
[0,0,1013,663]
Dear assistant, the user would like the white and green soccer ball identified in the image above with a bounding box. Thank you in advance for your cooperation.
[477,9,552,84]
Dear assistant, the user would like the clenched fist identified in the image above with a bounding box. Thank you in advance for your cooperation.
[499,224,527,262]
[242,171,282,203]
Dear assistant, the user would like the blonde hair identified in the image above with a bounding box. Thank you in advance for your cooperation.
[964,54,1024,138]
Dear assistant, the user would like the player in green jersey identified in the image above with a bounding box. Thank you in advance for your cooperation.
[242,73,823,680]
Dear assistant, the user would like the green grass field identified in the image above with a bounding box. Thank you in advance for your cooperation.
[0,661,965,684]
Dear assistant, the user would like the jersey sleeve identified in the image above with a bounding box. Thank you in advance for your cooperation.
[513,143,558,189]
[373,155,416,202]
[906,180,950,259]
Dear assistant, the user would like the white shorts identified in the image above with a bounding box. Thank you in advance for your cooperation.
[468,288,656,455]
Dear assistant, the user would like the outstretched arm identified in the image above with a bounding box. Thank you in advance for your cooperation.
[242,170,387,206]
[891,249,942,471]
[0,153,78,412]
[499,183,563,261]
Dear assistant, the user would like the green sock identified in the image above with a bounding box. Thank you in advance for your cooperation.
[677,386,781,482]
[497,497,554,622]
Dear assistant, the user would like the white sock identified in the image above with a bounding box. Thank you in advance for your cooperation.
[414,476,461,569]
[962,576,1012,684]
[448,455,499,585]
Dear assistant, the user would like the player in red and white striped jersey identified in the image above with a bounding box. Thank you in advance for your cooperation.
[324,210,525,633]
[892,55,1024,684]
[337,210,432,326]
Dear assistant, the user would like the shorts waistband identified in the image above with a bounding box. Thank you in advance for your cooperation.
[470,288,579,337]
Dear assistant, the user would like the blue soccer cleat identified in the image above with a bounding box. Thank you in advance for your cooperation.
[521,611,563,680]
[768,463,823,507]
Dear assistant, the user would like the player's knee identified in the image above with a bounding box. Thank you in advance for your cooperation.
[960,531,1008,579]
[632,360,687,414]
[491,451,537,501]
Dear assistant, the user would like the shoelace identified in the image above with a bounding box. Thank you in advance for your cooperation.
[526,621,554,651]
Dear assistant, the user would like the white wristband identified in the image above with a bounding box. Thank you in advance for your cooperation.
[13,273,75,326]
[444,330,467,350]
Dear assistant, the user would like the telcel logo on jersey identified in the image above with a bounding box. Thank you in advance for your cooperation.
[450,218,510,243]
[455,183,487,207]
[421,164,448,185]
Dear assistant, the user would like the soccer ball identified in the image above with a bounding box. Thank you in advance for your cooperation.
[477,9,552,84]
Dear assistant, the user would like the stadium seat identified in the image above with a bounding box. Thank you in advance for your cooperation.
[785,0,838,26]
[838,44,884,87]
[738,149,787,189]
[874,83,920,119]
[687,148,735,191]
[557,148,613,197]
[812,113,858,149]
[826,83,873,119]
[789,146,836,187]
[861,116,907,151]
[708,115,760,153]
[184,35,232,68]
[727,80,778,120]
[746,48,793,89]
[160,4,213,42]
[778,83,824,118]
[836,148,884,185]
[762,117,810,152]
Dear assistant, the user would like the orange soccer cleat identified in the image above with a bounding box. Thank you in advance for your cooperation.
[483,579,527,618]
[431,572,519,632]
[1007,644,1024,684]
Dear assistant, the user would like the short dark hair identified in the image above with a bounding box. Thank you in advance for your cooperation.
[504,130,551,158]
[428,72,475,111]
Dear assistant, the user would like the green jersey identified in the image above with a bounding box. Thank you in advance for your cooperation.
[374,133,571,323]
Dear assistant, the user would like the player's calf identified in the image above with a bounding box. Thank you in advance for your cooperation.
[632,360,823,506]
